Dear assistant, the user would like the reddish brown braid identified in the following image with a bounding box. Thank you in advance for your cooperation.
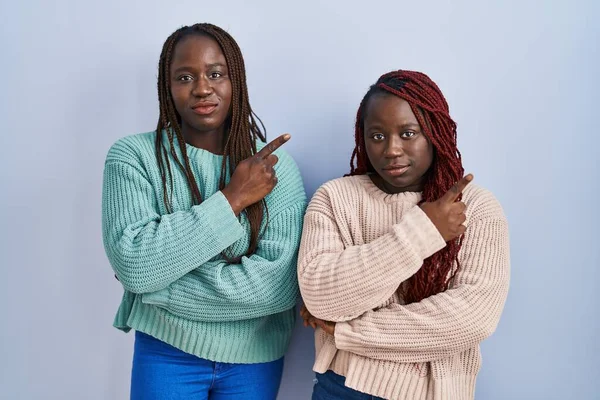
[155,23,267,262]
[349,70,465,304]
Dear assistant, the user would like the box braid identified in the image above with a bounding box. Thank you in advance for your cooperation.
[154,23,267,262]
[349,70,465,304]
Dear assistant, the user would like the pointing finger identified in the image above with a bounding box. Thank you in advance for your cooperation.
[255,134,291,159]
[441,174,473,203]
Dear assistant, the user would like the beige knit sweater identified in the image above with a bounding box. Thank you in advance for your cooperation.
[298,175,510,400]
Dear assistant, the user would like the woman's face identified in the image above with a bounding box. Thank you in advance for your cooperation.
[169,34,232,137]
[363,93,434,193]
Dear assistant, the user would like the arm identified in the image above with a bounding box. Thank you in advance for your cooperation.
[102,150,245,294]
[297,186,446,322]
[334,215,510,363]
[140,150,308,321]
[141,201,306,321]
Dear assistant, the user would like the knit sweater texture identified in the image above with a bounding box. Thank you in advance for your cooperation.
[102,131,307,363]
[298,175,510,399]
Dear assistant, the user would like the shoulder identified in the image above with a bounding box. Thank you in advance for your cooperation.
[105,131,156,165]
[318,175,367,196]
[462,183,506,223]
[308,176,367,213]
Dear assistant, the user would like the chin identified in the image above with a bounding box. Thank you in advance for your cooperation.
[189,119,225,132]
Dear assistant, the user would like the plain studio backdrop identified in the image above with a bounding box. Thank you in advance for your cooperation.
[1,0,598,399]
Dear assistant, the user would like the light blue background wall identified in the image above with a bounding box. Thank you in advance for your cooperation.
[1,0,598,399]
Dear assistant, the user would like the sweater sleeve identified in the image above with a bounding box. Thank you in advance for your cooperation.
[140,153,307,322]
[141,201,306,321]
[334,214,510,363]
[102,153,245,294]
[297,185,447,322]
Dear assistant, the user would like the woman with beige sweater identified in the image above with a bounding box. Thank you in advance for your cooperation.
[297,70,510,400]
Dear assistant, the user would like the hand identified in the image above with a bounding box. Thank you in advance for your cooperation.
[300,304,336,336]
[300,303,316,328]
[419,174,473,242]
[222,134,290,215]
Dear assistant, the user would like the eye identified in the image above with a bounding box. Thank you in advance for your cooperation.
[371,133,385,141]
[209,71,224,79]
[401,131,417,138]
[177,74,193,82]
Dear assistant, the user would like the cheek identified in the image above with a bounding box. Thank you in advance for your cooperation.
[420,142,434,171]
[364,142,378,166]
[410,139,433,169]
[222,83,233,106]
[170,87,186,109]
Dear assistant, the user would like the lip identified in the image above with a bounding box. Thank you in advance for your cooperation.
[191,102,218,115]
[382,164,410,176]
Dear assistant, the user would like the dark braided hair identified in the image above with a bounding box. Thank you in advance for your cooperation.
[155,23,267,262]
[349,70,465,304]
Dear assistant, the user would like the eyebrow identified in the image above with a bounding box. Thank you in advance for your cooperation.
[171,63,227,74]
[400,123,421,129]
[366,122,421,130]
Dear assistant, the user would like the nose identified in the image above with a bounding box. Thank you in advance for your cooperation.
[192,76,213,97]
[383,135,404,158]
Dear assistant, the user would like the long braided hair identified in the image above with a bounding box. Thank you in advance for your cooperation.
[350,70,465,304]
[155,23,267,261]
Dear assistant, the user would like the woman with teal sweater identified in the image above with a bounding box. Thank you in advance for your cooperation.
[101,23,306,399]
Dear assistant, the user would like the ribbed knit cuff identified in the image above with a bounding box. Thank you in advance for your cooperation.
[393,206,446,260]
[334,320,364,356]
[196,191,245,247]
[141,287,170,308]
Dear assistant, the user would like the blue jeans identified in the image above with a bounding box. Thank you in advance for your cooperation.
[131,331,284,400]
[312,370,385,400]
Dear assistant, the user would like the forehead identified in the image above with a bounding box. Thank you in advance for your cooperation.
[171,34,227,67]
[364,93,418,126]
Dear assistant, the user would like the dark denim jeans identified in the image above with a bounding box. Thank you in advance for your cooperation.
[312,370,385,400]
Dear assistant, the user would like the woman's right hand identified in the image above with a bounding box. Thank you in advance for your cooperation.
[419,174,473,242]
[222,134,291,216]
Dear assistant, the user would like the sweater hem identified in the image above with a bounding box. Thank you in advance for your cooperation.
[118,296,294,364]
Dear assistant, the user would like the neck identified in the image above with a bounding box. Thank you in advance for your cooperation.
[370,174,425,194]
[181,124,227,155]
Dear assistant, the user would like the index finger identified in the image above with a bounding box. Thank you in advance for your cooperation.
[255,134,291,159]
[441,174,474,203]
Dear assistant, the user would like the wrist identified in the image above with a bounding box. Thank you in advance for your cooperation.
[221,187,245,216]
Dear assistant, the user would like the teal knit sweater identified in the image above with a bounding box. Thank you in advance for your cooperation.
[102,131,307,363]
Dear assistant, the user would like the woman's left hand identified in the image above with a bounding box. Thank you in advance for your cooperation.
[300,304,336,335]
